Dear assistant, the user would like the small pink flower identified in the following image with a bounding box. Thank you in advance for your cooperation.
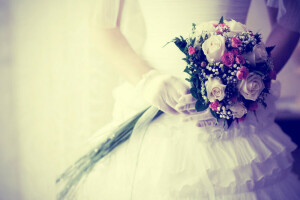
[215,24,230,35]
[231,37,242,48]
[238,116,246,122]
[188,46,196,55]
[235,55,245,65]
[270,70,277,80]
[221,51,235,67]
[248,102,258,111]
[236,66,249,80]
[209,100,220,111]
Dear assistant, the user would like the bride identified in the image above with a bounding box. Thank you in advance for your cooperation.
[62,0,300,199]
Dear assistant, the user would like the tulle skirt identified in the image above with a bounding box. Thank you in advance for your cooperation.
[77,82,300,200]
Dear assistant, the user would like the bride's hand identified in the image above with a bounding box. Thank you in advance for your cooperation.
[175,94,217,127]
[137,70,190,115]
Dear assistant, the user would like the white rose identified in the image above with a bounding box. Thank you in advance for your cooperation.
[253,44,268,63]
[202,35,225,63]
[205,77,226,102]
[227,20,247,34]
[229,102,247,119]
[238,73,265,101]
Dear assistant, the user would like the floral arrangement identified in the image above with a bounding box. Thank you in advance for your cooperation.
[171,17,276,127]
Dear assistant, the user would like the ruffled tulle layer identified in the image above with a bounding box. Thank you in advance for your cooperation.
[76,82,300,199]
[77,111,300,200]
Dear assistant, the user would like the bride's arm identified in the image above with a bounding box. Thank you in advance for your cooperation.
[265,3,300,74]
[93,27,190,114]
[94,28,152,85]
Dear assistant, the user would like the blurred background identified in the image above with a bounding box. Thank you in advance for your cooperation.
[0,0,299,199]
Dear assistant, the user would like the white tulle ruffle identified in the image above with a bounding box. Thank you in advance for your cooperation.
[77,81,300,200]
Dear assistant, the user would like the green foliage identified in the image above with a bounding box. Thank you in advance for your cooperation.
[192,23,196,34]
[173,36,188,54]
[195,99,208,111]
[266,46,275,55]
[190,87,198,99]
[210,109,219,119]
[227,119,233,128]
[190,37,196,47]
[218,16,224,24]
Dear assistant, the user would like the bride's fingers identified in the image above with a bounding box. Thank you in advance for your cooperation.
[197,121,206,127]
[182,112,215,122]
[175,102,196,112]
[166,97,179,111]
[196,119,217,127]
[182,115,204,122]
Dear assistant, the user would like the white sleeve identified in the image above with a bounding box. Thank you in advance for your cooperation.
[266,0,300,32]
[92,0,121,28]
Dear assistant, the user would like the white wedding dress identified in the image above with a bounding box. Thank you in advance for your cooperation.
[76,0,300,199]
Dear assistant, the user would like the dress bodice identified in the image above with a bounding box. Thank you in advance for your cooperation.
[136,0,251,77]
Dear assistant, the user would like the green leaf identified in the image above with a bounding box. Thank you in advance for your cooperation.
[227,119,233,128]
[184,66,191,75]
[199,36,204,43]
[173,36,187,54]
[190,37,196,47]
[218,16,224,24]
[210,109,219,119]
[190,87,198,99]
[192,23,196,34]
[266,46,275,55]
[185,78,192,82]
[195,100,208,112]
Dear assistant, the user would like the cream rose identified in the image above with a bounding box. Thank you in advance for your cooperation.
[238,73,265,101]
[253,44,268,63]
[229,102,247,119]
[205,77,226,102]
[202,35,225,62]
[227,20,247,34]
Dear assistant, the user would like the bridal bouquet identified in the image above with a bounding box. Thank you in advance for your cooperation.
[171,17,276,127]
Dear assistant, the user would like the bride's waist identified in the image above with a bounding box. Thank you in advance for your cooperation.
[141,42,187,77]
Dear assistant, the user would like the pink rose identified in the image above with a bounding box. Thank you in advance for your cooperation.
[235,55,245,65]
[270,70,277,80]
[231,37,242,48]
[236,66,249,80]
[221,51,235,67]
[248,101,258,111]
[209,100,220,111]
[188,46,196,55]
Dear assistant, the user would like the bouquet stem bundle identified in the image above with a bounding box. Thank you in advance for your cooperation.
[56,106,163,200]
